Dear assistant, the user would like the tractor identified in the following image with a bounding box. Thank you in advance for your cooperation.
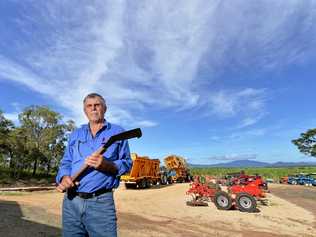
[186,173,269,212]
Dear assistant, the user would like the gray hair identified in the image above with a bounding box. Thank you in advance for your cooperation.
[83,93,106,107]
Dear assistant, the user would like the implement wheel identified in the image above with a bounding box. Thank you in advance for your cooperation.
[214,191,232,210]
[236,192,257,212]
[161,175,167,185]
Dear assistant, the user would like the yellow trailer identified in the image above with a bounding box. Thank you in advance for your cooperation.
[164,155,191,183]
[121,153,160,188]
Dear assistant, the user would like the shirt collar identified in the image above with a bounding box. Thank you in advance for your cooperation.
[81,120,109,139]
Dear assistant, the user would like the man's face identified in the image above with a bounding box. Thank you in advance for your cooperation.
[84,97,106,123]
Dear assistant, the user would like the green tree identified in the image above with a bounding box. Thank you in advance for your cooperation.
[18,106,75,176]
[0,110,14,163]
[43,119,76,175]
[7,128,30,178]
[292,128,316,157]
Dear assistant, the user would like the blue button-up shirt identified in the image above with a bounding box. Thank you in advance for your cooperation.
[56,121,132,193]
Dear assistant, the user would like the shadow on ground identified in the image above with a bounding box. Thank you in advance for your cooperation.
[0,200,61,237]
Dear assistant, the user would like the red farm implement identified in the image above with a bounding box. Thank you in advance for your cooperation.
[186,173,269,212]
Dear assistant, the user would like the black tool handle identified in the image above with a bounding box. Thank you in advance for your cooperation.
[71,128,142,182]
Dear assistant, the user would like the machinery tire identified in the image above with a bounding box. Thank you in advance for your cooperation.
[145,179,152,188]
[140,179,147,189]
[236,192,257,213]
[214,191,232,210]
[186,175,193,182]
[161,175,167,185]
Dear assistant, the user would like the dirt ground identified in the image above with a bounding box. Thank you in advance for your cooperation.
[0,183,315,237]
[269,184,316,229]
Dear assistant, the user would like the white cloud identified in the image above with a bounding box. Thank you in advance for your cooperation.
[229,128,267,141]
[0,55,56,96]
[237,112,267,129]
[207,88,267,127]
[239,117,260,128]
[133,120,158,128]
[0,1,315,127]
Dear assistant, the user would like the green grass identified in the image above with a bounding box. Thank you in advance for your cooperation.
[0,166,56,186]
[190,166,316,181]
[0,192,27,196]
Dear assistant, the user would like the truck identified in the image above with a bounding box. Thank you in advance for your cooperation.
[164,155,192,183]
[121,153,161,189]
[297,173,316,186]
[287,173,308,185]
[121,153,192,188]
[288,174,299,185]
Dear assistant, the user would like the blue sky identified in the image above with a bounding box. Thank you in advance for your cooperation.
[0,1,316,164]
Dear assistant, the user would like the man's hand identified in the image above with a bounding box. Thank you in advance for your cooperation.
[85,153,104,169]
[56,176,74,193]
[85,153,118,175]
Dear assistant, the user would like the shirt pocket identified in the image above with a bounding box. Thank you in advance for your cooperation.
[72,140,94,164]
[104,141,120,161]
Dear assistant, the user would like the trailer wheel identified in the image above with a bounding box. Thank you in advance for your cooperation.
[214,191,232,210]
[236,192,257,212]
[139,179,147,189]
[145,179,152,188]
[161,175,167,185]
[185,175,192,182]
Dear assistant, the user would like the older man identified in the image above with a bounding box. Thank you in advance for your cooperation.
[56,93,132,237]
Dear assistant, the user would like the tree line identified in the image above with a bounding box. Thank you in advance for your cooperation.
[0,106,75,178]
[0,104,315,179]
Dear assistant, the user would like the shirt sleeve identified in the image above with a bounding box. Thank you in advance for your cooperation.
[55,133,75,184]
[113,139,132,177]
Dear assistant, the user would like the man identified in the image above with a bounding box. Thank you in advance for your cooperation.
[56,93,132,237]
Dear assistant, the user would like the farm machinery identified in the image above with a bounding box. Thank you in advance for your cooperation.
[279,176,289,184]
[297,173,316,186]
[164,155,192,183]
[287,173,316,186]
[186,172,269,212]
[121,153,161,188]
[121,153,192,189]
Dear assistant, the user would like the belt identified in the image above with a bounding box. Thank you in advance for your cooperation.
[76,188,113,199]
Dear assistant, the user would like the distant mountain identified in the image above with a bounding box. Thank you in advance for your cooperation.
[189,159,316,168]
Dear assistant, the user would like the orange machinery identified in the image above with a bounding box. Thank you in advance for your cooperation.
[121,153,160,188]
[164,155,191,183]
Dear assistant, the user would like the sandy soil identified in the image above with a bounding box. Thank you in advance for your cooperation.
[269,184,316,229]
[0,183,315,237]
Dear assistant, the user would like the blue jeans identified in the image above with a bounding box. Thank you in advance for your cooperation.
[62,191,117,237]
